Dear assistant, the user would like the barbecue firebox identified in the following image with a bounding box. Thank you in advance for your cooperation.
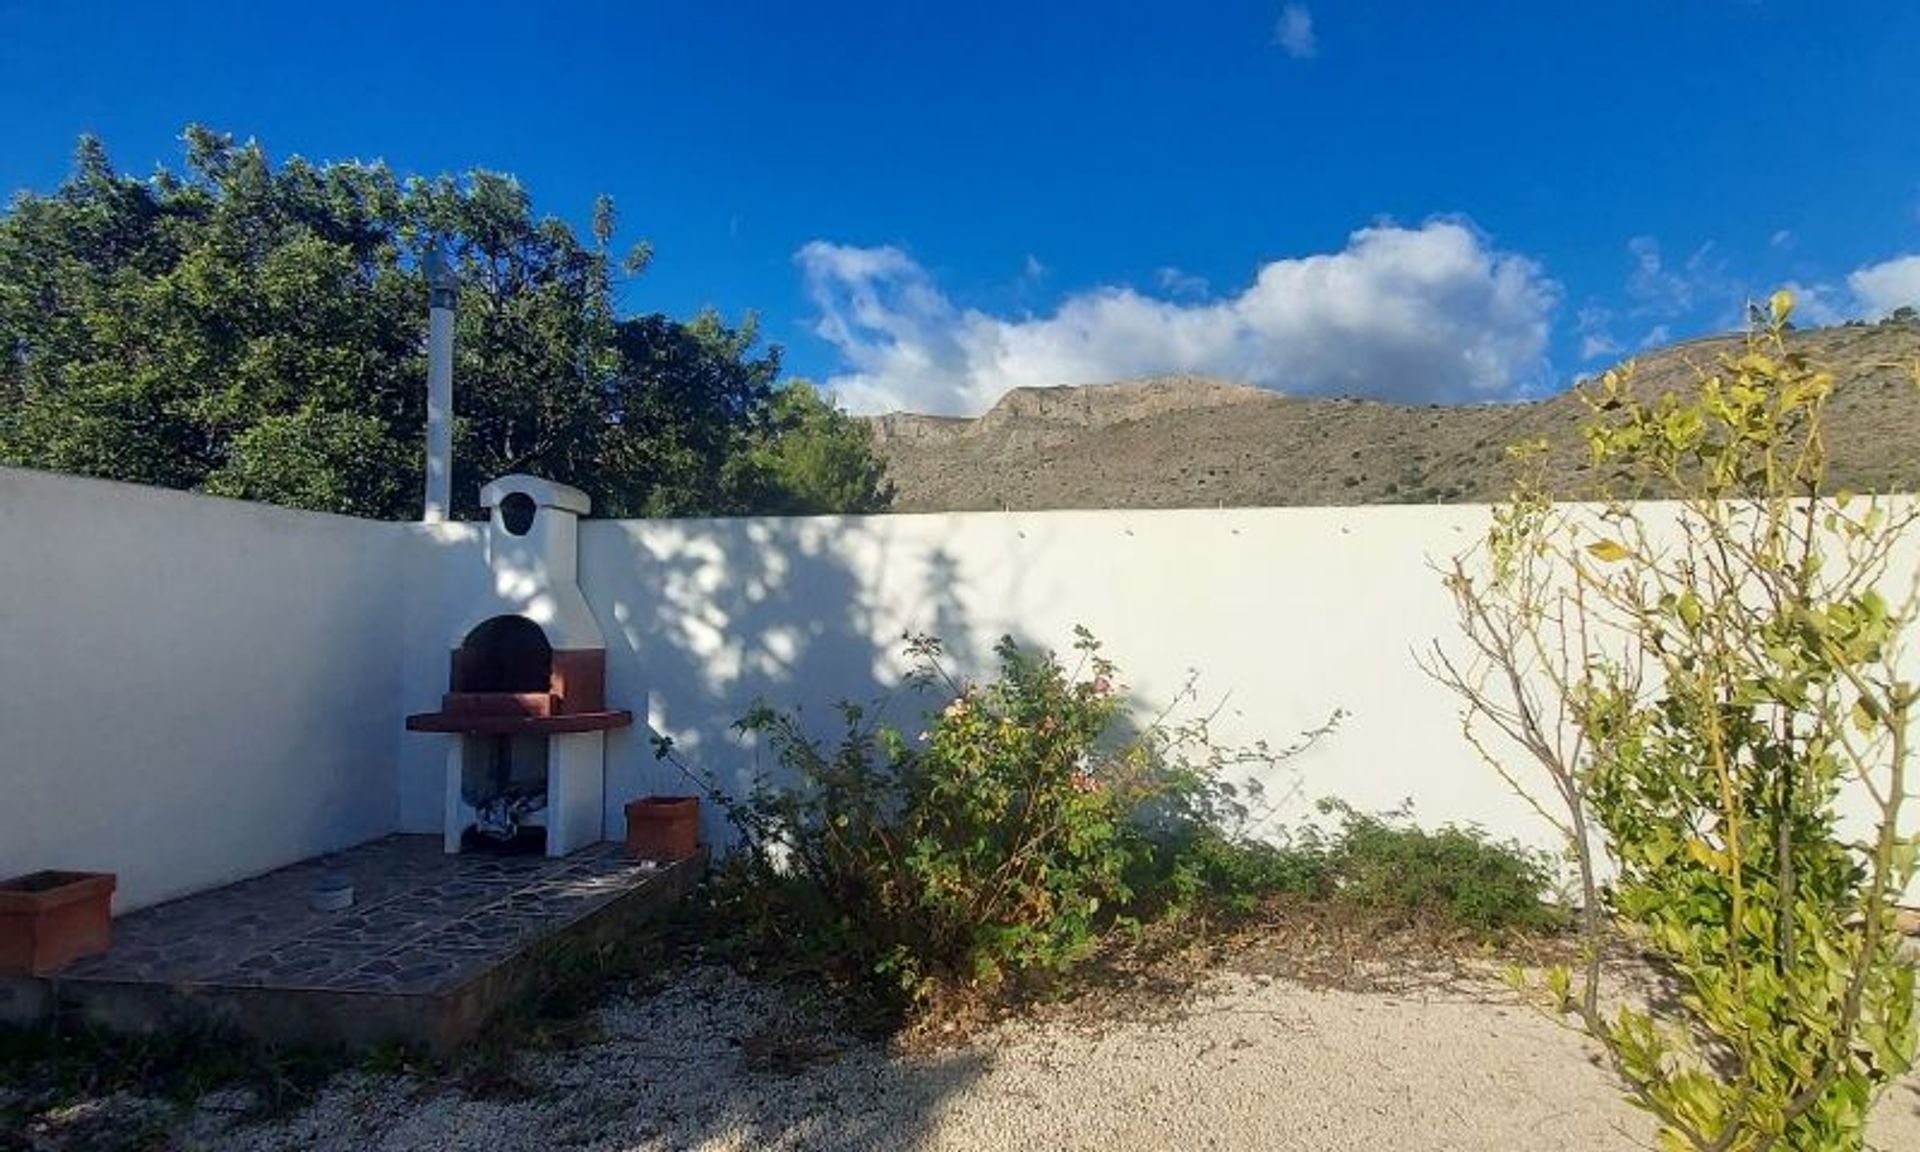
[406,475,631,856]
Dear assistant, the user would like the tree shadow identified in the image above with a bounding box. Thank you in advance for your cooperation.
[584,522,1007,842]
[378,506,1371,1152]
[561,515,1003,1147]
[167,966,996,1151]
[530,512,1334,1149]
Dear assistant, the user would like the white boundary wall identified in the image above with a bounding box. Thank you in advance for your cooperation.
[398,503,1920,877]
[0,468,405,911]
[8,465,1915,912]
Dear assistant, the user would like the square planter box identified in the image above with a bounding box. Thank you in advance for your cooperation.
[0,870,116,976]
[624,796,700,862]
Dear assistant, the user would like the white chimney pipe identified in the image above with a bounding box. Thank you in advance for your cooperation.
[423,246,458,523]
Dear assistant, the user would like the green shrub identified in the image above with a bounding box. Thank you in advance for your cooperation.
[704,630,1560,1027]
[724,630,1148,1017]
[1129,800,1557,933]
[1129,826,1331,918]
[1434,294,1920,1149]
[1313,801,1560,934]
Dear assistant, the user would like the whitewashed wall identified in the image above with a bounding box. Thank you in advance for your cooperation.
[9,463,1913,914]
[399,501,1920,889]
[0,467,406,911]
[561,506,1509,850]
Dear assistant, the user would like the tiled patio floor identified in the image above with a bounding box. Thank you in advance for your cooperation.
[4,835,704,1052]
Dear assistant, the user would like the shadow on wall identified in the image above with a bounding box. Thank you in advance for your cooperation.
[407,504,1345,1148]
[584,517,1002,859]
[569,522,1023,1149]
[380,509,1009,1147]
[582,512,1319,855]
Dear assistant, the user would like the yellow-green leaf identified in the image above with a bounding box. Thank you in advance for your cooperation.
[1587,539,1632,563]
[1770,288,1795,322]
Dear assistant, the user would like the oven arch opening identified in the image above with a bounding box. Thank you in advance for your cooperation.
[452,615,551,694]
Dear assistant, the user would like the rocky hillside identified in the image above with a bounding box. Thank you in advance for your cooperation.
[866,322,1920,512]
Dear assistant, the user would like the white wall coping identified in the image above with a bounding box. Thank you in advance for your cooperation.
[480,474,591,515]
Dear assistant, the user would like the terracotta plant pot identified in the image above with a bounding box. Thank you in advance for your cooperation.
[624,795,700,862]
[0,870,115,975]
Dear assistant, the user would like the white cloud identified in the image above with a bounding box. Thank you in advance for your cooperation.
[1155,266,1210,297]
[1847,255,1920,316]
[1021,254,1049,283]
[1273,4,1317,59]
[1765,255,1920,326]
[1581,237,1916,362]
[1620,235,1763,335]
[797,220,1561,415]
[1579,334,1620,360]
[1625,235,1691,316]
[1625,236,1735,319]
[1575,305,1621,361]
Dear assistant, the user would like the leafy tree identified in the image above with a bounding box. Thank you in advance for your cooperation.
[205,408,414,518]
[1428,293,1919,1151]
[0,127,892,519]
[415,167,625,506]
[1,130,424,498]
[595,309,782,517]
[749,380,895,515]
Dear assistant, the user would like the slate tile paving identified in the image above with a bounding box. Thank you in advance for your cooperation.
[56,835,666,996]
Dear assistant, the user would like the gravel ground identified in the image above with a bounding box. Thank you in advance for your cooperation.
[115,966,1914,1152]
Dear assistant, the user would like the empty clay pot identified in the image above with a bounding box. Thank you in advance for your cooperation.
[0,870,116,975]
[624,795,699,862]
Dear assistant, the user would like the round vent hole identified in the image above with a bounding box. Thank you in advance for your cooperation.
[500,492,537,536]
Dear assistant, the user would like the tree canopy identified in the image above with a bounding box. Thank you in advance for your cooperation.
[0,127,892,518]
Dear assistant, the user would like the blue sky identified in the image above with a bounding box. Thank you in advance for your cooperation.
[3,1,1918,414]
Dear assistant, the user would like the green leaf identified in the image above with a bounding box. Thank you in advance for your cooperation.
[1586,539,1632,563]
